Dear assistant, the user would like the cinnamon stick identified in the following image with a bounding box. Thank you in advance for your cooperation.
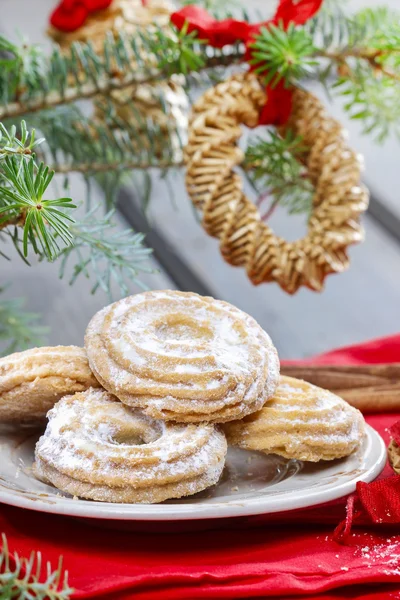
[281,364,400,412]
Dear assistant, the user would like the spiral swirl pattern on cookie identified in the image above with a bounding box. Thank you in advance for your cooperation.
[0,346,100,423]
[223,376,365,462]
[84,291,280,423]
[35,388,227,503]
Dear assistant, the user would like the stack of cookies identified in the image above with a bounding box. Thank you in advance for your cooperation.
[0,290,366,503]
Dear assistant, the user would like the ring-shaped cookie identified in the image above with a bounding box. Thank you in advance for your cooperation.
[0,346,100,424]
[223,376,366,462]
[35,388,227,503]
[184,72,369,293]
[84,290,280,423]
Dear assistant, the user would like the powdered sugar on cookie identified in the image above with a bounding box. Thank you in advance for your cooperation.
[84,291,280,423]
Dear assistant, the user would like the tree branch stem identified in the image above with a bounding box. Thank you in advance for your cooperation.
[52,157,184,174]
[261,197,280,222]
[0,54,243,120]
[0,214,23,231]
[317,48,400,82]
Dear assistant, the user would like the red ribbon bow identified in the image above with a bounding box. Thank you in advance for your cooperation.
[50,0,114,32]
[171,0,324,126]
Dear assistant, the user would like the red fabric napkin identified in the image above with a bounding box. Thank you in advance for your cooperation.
[2,335,400,599]
[302,334,400,366]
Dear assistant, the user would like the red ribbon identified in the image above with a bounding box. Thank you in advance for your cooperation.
[50,0,114,32]
[170,1,323,126]
[334,420,400,544]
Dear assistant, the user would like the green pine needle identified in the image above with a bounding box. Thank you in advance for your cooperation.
[58,207,154,298]
[249,23,317,87]
[146,21,206,76]
[0,288,47,356]
[29,102,185,184]
[244,130,313,217]
[0,26,243,120]
[0,121,44,160]
[0,533,72,599]
[331,7,400,142]
[304,0,356,51]
[0,155,76,260]
[334,66,400,142]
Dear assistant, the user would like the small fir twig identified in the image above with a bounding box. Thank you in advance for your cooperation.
[250,23,317,86]
[244,130,314,218]
[33,103,186,177]
[0,121,44,161]
[0,121,77,260]
[0,155,76,260]
[51,157,184,175]
[0,533,73,599]
[0,123,154,294]
[58,207,154,298]
[0,288,47,355]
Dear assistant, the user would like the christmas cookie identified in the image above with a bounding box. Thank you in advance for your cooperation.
[223,376,365,462]
[0,346,100,424]
[84,290,280,423]
[34,388,227,503]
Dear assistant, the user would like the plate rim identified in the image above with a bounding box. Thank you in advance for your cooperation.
[0,424,387,521]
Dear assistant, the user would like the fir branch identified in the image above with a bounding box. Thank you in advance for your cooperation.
[304,0,357,52]
[313,5,400,60]
[250,23,317,86]
[31,103,185,181]
[145,20,205,76]
[52,156,183,175]
[244,130,313,218]
[0,123,154,293]
[58,207,154,297]
[0,120,44,160]
[0,533,72,599]
[0,121,77,260]
[327,7,400,141]
[0,288,47,355]
[0,29,243,120]
[333,66,400,141]
[0,155,76,260]
[248,6,400,142]
[0,36,45,104]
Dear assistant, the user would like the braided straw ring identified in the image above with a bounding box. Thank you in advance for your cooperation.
[184,72,369,294]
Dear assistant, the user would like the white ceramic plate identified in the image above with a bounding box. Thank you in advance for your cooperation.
[0,424,386,521]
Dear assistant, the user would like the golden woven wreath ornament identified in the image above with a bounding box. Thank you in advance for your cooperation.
[172,4,370,294]
[184,72,368,294]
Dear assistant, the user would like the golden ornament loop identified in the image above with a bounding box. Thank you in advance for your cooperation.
[184,72,369,294]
